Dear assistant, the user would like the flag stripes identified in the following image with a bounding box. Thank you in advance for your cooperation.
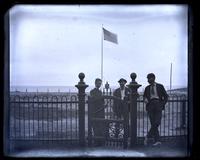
[103,28,118,44]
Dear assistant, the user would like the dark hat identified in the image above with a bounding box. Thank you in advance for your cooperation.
[118,78,127,83]
[147,73,155,79]
[95,78,102,83]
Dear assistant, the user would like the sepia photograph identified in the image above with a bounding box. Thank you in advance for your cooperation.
[4,4,190,157]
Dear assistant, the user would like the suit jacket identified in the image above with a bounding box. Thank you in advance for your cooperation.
[113,87,130,100]
[90,88,102,98]
[90,88,104,118]
[143,83,168,110]
[113,87,130,118]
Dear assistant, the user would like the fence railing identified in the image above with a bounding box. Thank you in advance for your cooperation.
[136,94,188,143]
[9,94,79,143]
[9,92,188,147]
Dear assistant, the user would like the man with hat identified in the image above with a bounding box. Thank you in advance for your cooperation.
[113,78,130,138]
[143,73,168,146]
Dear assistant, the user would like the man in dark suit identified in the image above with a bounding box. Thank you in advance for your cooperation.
[90,78,105,146]
[113,78,130,138]
[143,73,168,146]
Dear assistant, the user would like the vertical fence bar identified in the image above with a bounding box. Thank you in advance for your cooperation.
[179,98,181,136]
[160,108,162,137]
[185,98,187,136]
[23,97,27,139]
[111,97,114,120]
[108,98,111,141]
[56,97,59,140]
[163,105,166,137]
[61,96,64,140]
[137,100,140,140]
[37,96,40,140]
[168,97,170,138]
[63,96,67,140]
[41,97,44,140]
[88,96,92,146]
[28,96,30,140]
[47,96,50,141]
[18,97,21,139]
[176,97,179,136]
[70,101,72,142]
[11,97,14,139]
[51,96,54,141]
[44,96,48,140]
[14,96,19,139]
[172,96,174,137]
[66,102,68,140]
[181,99,186,129]
[75,97,79,139]
[32,97,35,139]
[142,97,145,138]
[178,99,181,136]
[123,101,128,149]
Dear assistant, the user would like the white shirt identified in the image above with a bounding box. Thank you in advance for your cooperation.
[120,88,125,100]
[150,83,159,99]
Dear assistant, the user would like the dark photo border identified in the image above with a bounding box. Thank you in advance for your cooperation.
[0,0,198,159]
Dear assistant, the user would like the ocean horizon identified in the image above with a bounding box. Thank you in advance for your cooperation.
[10,86,91,93]
[10,85,187,93]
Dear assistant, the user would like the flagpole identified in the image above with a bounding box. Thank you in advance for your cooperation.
[101,24,104,89]
[170,62,172,94]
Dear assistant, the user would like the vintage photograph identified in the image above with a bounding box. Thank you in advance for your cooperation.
[5,4,189,157]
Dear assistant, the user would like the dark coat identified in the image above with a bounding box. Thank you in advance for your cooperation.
[113,87,130,100]
[113,87,130,118]
[143,83,168,111]
[90,88,105,118]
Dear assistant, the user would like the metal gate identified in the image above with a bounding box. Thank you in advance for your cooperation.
[88,95,129,148]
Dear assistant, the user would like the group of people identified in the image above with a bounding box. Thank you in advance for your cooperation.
[89,73,168,147]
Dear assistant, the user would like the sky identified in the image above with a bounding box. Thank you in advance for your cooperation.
[9,5,188,91]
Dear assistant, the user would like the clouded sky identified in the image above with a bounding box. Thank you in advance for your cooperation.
[9,5,188,91]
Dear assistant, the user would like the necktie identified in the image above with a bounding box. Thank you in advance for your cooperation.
[151,84,155,95]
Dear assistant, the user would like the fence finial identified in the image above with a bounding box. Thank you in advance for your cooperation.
[105,81,109,90]
[78,72,85,85]
[130,72,137,84]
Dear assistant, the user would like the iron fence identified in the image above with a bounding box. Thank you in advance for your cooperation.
[9,92,188,146]
[136,94,188,144]
[9,94,79,144]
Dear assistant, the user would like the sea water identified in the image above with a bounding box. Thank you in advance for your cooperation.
[10,86,94,93]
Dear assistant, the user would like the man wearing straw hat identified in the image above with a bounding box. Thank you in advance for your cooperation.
[113,78,130,138]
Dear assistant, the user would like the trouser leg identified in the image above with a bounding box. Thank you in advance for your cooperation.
[153,105,162,141]
[147,100,162,142]
[147,109,155,138]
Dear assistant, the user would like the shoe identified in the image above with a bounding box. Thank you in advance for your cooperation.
[152,141,161,146]
[144,136,148,146]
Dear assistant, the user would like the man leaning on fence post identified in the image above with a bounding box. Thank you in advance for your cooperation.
[143,73,168,146]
